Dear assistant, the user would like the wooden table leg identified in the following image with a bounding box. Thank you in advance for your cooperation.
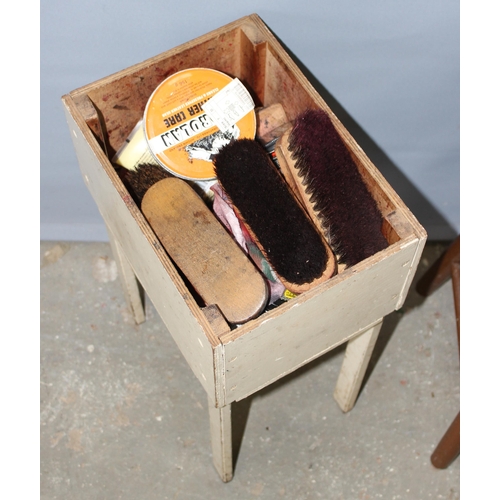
[417,237,460,468]
[431,411,460,469]
[208,398,233,482]
[106,226,146,324]
[334,319,383,413]
[416,236,459,297]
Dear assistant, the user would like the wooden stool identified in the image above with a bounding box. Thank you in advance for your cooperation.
[62,14,427,482]
[417,236,460,469]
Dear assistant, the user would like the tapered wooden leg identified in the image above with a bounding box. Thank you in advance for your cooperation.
[417,236,460,297]
[106,226,146,324]
[431,412,460,469]
[418,237,460,467]
[334,320,383,413]
[208,398,233,482]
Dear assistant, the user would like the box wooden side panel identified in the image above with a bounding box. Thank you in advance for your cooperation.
[62,96,223,402]
[261,43,318,117]
[220,236,422,403]
[236,29,264,107]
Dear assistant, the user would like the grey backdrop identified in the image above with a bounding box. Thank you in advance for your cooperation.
[41,0,459,242]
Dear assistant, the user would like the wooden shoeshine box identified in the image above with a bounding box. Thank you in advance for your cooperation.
[62,14,427,410]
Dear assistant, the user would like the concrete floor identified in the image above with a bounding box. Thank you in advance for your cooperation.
[40,240,459,499]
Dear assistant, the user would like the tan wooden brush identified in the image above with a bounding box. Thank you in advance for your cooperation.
[141,177,269,324]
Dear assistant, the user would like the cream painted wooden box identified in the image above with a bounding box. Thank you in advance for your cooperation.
[62,14,427,482]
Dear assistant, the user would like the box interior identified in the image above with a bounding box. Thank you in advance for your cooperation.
[71,24,412,320]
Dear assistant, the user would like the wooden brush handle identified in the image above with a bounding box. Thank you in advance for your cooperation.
[275,129,326,236]
[275,129,342,270]
[142,178,268,324]
[274,131,300,199]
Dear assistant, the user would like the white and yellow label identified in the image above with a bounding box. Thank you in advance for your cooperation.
[143,68,256,181]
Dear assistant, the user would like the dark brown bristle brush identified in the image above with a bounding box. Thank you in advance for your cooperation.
[117,162,171,205]
[213,139,337,294]
[275,108,388,267]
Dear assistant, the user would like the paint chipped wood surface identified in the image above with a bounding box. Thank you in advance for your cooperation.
[217,234,422,405]
[334,320,383,412]
[62,102,223,402]
[208,398,233,482]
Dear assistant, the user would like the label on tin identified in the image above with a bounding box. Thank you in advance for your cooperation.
[143,68,256,181]
[202,79,255,132]
[147,112,216,154]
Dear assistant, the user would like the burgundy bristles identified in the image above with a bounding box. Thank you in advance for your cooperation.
[214,139,330,286]
[288,109,388,266]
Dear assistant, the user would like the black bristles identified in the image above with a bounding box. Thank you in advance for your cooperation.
[214,139,329,286]
[117,163,171,205]
[289,109,388,266]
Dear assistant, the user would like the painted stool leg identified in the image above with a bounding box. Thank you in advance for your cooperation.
[334,319,383,413]
[106,226,146,324]
[208,398,233,482]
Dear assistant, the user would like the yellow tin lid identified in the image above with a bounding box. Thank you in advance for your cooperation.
[143,68,256,181]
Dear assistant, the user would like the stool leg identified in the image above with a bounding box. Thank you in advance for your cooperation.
[417,236,460,297]
[334,319,383,413]
[431,412,460,469]
[106,226,146,324]
[208,398,233,482]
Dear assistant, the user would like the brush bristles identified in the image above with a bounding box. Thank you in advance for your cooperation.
[214,139,330,287]
[118,162,171,204]
[288,109,388,266]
